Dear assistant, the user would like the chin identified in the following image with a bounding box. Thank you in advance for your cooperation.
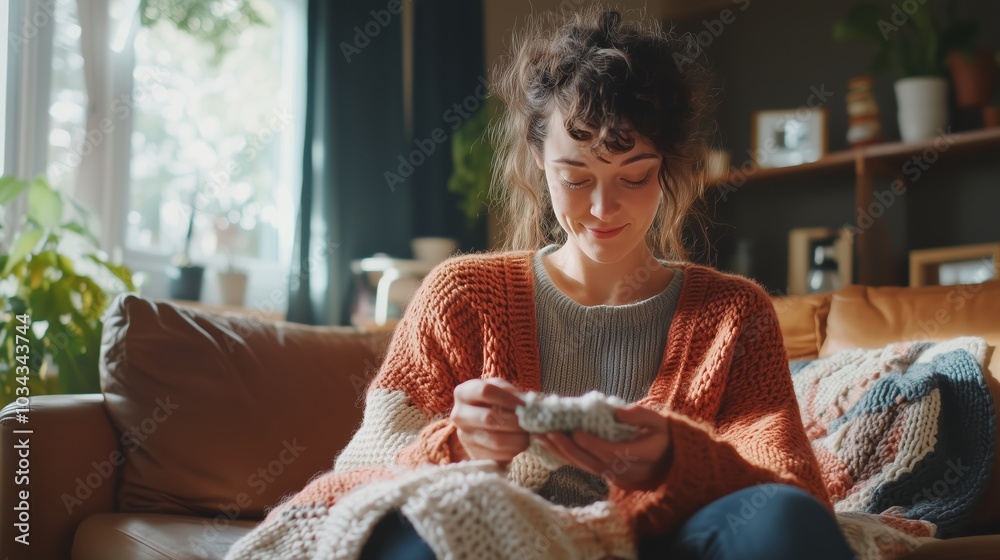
[574,236,640,264]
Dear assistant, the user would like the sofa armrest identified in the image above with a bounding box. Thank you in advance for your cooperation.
[0,394,120,560]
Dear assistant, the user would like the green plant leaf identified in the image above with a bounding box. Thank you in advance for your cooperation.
[85,254,136,292]
[63,222,100,246]
[27,179,63,229]
[832,4,891,44]
[0,176,28,206]
[1,228,44,277]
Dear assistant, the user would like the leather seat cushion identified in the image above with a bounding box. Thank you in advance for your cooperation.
[99,295,392,519]
[72,513,255,560]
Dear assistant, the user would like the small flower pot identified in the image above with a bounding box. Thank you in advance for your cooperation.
[948,49,999,109]
[218,270,248,307]
[167,265,205,301]
[894,77,949,143]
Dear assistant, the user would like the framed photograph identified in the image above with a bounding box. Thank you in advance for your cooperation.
[787,227,854,296]
[752,108,828,169]
[909,243,1000,287]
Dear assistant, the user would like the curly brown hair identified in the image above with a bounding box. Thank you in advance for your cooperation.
[489,7,716,260]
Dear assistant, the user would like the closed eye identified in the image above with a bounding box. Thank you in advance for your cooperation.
[559,179,589,189]
[622,174,652,189]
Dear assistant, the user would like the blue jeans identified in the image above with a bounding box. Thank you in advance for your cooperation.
[360,484,856,560]
[638,484,856,560]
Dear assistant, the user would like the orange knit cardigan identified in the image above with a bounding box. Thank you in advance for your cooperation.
[281,250,831,539]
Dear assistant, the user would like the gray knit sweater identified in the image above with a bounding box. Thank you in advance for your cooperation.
[532,244,685,506]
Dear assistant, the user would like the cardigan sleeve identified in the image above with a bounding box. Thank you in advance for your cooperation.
[333,260,480,473]
[608,285,830,536]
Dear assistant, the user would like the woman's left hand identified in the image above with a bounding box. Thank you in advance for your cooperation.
[534,404,672,492]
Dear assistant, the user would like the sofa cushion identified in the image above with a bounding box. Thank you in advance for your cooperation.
[771,292,831,360]
[72,513,254,560]
[99,295,392,520]
[820,281,1000,532]
[820,281,1000,377]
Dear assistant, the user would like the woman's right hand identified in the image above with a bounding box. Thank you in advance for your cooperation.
[451,378,530,464]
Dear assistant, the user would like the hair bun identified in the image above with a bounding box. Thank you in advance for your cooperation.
[597,10,621,44]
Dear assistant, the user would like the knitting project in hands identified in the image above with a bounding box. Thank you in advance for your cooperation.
[516,391,638,469]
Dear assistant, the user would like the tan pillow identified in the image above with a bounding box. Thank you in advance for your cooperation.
[771,293,831,361]
[99,294,391,519]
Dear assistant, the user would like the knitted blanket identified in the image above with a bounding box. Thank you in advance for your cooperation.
[225,392,641,560]
[790,337,996,560]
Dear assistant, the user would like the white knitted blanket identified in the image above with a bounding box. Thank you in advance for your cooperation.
[225,392,639,560]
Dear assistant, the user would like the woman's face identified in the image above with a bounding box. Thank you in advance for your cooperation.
[535,108,663,264]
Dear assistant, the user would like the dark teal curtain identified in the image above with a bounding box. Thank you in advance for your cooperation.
[288,0,484,325]
[410,0,488,252]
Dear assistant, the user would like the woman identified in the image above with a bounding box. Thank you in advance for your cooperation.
[229,8,856,560]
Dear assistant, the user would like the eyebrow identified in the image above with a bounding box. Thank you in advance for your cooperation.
[551,153,660,167]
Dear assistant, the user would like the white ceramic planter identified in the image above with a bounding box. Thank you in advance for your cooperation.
[411,237,457,264]
[218,271,248,307]
[894,76,948,143]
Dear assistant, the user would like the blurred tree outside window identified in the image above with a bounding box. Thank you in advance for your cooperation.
[124,0,298,267]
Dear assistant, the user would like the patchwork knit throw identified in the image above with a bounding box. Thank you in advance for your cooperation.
[226,391,640,560]
[791,337,996,560]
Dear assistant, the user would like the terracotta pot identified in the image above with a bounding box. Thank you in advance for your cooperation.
[984,106,1000,129]
[948,49,999,109]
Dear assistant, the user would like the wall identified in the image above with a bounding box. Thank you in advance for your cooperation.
[484,0,663,77]
[675,0,1000,292]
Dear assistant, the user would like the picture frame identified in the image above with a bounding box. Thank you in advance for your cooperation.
[751,108,828,169]
[909,243,1000,287]
[787,227,854,296]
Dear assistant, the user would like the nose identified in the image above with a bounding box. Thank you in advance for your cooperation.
[590,182,620,222]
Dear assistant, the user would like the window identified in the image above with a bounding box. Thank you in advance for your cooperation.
[45,0,87,195]
[125,0,302,270]
[5,0,306,306]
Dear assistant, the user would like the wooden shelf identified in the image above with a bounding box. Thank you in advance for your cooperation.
[714,128,1000,190]
[710,127,1000,287]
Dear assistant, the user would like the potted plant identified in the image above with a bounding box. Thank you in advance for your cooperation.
[940,3,996,110]
[447,98,500,231]
[167,198,205,301]
[217,250,248,307]
[0,176,135,407]
[833,0,974,143]
[985,74,1000,128]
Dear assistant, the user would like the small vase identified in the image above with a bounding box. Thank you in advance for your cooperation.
[894,77,949,143]
[983,106,1000,129]
[167,265,205,301]
[948,49,999,109]
[218,271,248,307]
[411,237,457,264]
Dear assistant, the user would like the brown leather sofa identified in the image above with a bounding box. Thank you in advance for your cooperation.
[2,281,999,560]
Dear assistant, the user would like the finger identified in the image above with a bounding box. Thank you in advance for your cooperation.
[615,405,668,431]
[451,403,526,433]
[535,435,575,465]
[570,430,622,462]
[480,378,526,408]
[455,379,524,410]
[463,429,530,452]
[459,437,519,463]
[543,431,605,475]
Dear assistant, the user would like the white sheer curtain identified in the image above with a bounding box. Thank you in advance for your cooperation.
[74,0,136,255]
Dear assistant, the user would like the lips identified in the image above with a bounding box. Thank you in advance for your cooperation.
[586,225,627,239]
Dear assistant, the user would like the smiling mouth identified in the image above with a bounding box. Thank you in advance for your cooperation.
[587,224,628,239]
[588,226,625,233]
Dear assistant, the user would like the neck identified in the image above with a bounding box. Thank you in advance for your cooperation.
[544,243,669,306]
